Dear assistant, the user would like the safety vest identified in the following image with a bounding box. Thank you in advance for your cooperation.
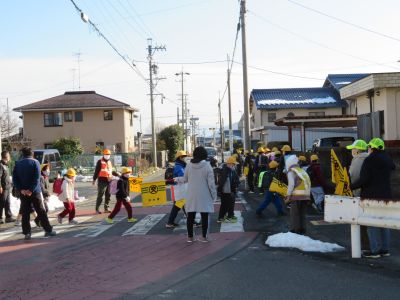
[291,166,311,198]
[98,158,112,178]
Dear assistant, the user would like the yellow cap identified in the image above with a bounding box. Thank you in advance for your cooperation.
[298,155,307,162]
[269,160,279,169]
[281,145,292,152]
[41,163,49,171]
[271,147,278,152]
[175,150,187,158]
[121,166,132,174]
[226,156,238,164]
[275,150,281,155]
[263,147,271,152]
[103,149,111,155]
[66,168,76,177]
[311,154,319,161]
[257,147,265,153]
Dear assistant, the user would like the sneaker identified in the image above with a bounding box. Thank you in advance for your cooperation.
[5,217,16,223]
[0,218,4,224]
[57,215,63,224]
[229,216,238,221]
[362,250,381,258]
[224,218,237,223]
[24,233,31,240]
[68,220,78,225]
[104,209,111,213]
[198,237,209,243]
[105,217,113,224]
[380,250,390,257]
[95,210,102,215]
[217,218,225,223]
[44,231,57,237]
[187,237,195,243]
[127,218,137,223]
[194,222,202,228]
[165,223,178,228]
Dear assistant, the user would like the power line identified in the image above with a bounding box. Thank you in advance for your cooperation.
[122,0,157,40]
[134,59,226,65]
[136,0,210,17]
[287,0,400,43]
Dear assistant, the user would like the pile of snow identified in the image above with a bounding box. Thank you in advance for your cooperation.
[75,175,93,182]
[265,232,345,253]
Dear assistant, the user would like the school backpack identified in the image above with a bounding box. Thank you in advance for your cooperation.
[214,165,223,187]
[53,178,63,195]
[109,178,119,195]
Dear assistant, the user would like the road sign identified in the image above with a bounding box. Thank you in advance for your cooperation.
[141,181,167,207]
[129,177,143,193]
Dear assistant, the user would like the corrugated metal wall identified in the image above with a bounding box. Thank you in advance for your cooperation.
[263,127,357,151]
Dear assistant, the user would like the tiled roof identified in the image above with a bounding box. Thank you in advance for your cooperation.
[251,88,347,110]
[323,73,370,90]
[14,91,137,111]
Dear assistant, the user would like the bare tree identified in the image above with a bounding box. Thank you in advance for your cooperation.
[0,104,20,139]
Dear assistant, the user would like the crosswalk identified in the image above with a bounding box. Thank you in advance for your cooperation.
[0,211,246,241]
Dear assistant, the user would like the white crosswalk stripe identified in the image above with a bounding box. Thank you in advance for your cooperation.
[74,215,126,237]
[122,214,166,236]
[219,211,244,232]
[31,216,93,238]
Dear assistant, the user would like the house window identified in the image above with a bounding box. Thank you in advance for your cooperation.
[64,111,73,122]
[104,110,113,121]
[268,112,276,122]
[44,112,63,127]
[75,111,83,122]
[309,111,325,117]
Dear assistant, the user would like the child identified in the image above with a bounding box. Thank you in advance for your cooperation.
[105,167,137,224]
[57,168,78,225]
[34,164,51,227]
[256,160,285,217]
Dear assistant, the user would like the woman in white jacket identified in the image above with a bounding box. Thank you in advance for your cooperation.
[184,146,217,243]
[57,168,78,225]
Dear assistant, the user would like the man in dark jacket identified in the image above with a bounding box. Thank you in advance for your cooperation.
[351,138,396,258]
[243,150,256,193]
[12,147,56,240]
[308,154,328,212]
[0,151,15,223]
[217,156,240,223]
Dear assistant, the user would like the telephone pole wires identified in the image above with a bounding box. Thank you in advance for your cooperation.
[227,54,234,154]
[175,70,190,152]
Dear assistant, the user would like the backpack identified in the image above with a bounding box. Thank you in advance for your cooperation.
[306,166,316,184]
[53,178,63,195]
[164,166,174,180]
[214,166,223,187]
[109,178,119,195]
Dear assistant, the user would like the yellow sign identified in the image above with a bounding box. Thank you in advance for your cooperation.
[175,199,186,209]
[269,178,288,196]
[141,181,167,207]
[330,150,353,197]
[129,177,143,193]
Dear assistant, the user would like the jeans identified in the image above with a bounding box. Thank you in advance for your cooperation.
[218,193,235,220]
[367,227,390,253]
[109,199,132,219]
[0,189,12,219]
[187,212,209,238]
[20,192,52,235]
[96,179,111,211]
[256,191,283,214]
[311,186,325,206]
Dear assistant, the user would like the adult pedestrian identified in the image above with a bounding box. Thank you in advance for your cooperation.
[217,156,240,223]
[166,150,188,228]
[308,154,328,212]
[255,147,268,194]
[347,139,370,251]
[0,150,15,223]
[184,146,217,243]
[351,138,396,258]
[277,145,295,184]
[285,155,311,234]
[12,147,56,240]
[93,149,113,214]
[34,163,51,227]
[243,149,256,193]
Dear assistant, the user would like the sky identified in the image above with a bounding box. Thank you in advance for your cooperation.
[1,0,400,135]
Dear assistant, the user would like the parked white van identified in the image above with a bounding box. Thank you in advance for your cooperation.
[33,149,62,180]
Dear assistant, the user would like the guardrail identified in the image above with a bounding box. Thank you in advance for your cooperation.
[324,195,400,258]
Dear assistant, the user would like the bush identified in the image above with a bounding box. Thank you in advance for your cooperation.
[52,137,84,156]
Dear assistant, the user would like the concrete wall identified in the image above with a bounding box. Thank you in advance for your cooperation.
[22,108,135,153]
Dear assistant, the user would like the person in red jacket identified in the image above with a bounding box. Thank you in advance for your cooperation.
[308,154,327,212]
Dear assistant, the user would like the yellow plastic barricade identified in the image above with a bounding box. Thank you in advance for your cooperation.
[141,181,167,207]
[269,178,288,196]
[129,177,143,193]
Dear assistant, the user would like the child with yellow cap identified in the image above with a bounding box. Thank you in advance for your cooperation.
[57,168,78,225]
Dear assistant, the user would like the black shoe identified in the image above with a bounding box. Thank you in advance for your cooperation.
[44,231,57,237]
[24,233,31,240]
[95,210,102,214]
[5,217,16,223]
[362,250,381,258]
[379,250,390,257]
[0,219,4,224]
[34,218,41,227]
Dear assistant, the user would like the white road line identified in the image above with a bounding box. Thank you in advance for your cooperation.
[74,215,126,238]
[31,216,93,238]
[0,220,47,241]
[220,211,244,232]
[122,214,166,236]
[237,195,251,211]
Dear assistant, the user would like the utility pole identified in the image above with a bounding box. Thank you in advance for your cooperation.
[147,38,166,168]
[6,98,10,140]
[190,116,199,152]
[240,0,251,151]
[218,94,225,163]
[227,54,233,154]
[175,70,190,152]
[177,107,180,125]
[73,51,82,90]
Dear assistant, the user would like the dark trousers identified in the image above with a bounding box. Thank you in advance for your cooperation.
[290,201,307,234]
[109,199,132,219]
[247,171,254,192]
[34,199,49,225]
[167,204,186,224]
[96,179,111,211]
[187,212,209,238]
[0,189,12,219]
[59,201,76,221]
[20,193,52,235]
[218,193,235,220]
